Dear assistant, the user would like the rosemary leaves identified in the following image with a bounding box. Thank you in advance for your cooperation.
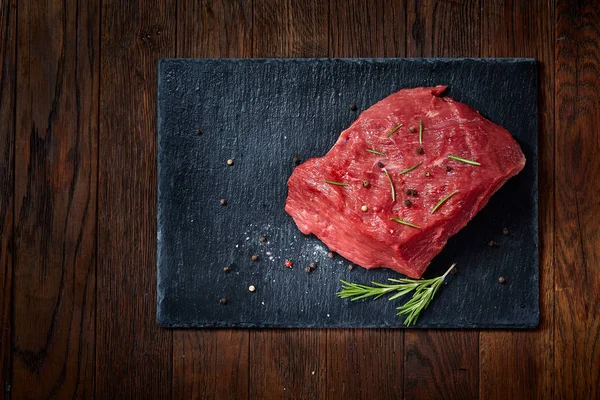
[383,168,396,202]
[390,218,420,229]
[325,180,349,186]
[366,148,387,157]
[448,155,481,166]
[386,123,403,138]
[431,190,458,214]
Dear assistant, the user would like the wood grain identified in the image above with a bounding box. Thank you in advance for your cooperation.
[97,1,175,398]
[0,0,15,397]
[555,1,600,398]
[173,1,252,398]
[12,0,98,398]
[479,0,555,398]
[326,2,406,398]
[326,330,403,399]
[250,1,328,398]
[329,0,406,58]
[405,1,480,398]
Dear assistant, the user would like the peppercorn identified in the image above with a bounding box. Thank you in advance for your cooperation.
[284,260,293,268]
[220,199,227,206]
[259,235,267,243]
[328,252,335,259]
[251,255,259,262]
[417,147,424,154]
[348,264,354,270]
[350,104,358,111]
[309,262,317,270]
[195,129,202,136]
[219,298,228,305]
[446,165,452,172]
[404,199,412,207]
[425,172,431,177]
[362,180,370,188]
[411,189,418,196]
[293,156,302,165]
[498,277,506,284]
[503,227,509,235]
[223,266,231,273]
[487,240,499,247]
[227,159,234,166]
[305,266,312,273]
[409,126,415,132]
[361,205,368,212]
[249,285,256,292]
[405,189,411,195]
[377,161,384,168]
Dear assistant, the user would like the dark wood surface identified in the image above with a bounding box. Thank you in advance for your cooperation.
[1,0,598,398]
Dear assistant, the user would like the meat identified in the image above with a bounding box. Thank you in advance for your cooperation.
[285,86,526,278]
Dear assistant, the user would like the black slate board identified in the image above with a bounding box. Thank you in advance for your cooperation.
[157,58,538,328]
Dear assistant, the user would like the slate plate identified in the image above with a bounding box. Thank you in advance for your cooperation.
[157,58,538,328]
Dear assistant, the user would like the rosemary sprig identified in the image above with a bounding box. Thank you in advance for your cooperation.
[448,155,480,166]
[338,263,456,326]
[325,180,349,186]
[399,162,422,175]
[366,148,387,157]
[386,123,403,138]
[431,190,458,214]
[383,168,396,202]
[390,217,421,229]
[419,119,423,144]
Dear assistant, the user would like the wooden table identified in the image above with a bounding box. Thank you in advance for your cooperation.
[1,0,598,398]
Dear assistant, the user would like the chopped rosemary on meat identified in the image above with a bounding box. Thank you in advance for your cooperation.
[448,155,481,165]
[337,263,456,326]
[390,218,420,229]
[325,180,349,186]
[419,119,423,144]
[366,148,387,157]
[399,162,422,175]
[386,123,403,138]
[431,190,458,214]
[383,168,396,202]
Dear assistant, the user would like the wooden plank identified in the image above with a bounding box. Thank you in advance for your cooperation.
[12,0,98,398]
[250,1,328,398]
[555,2,600,398]
[173,1,252,398]
[97,1,175,398]
[479,1,555,398]
[329,0,406,57]
[326,330,403,399]
[327,2,406,398]
[405,1,480,398]
[0,0,16,397]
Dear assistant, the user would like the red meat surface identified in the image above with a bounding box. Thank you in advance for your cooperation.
[285,86,526,278]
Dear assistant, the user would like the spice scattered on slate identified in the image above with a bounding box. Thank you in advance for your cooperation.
[220,199,227,206]
[404,199,412,207]
[377,161,384,168]
[409,126,415,132]
[227,159,234,166]
[417,147,424,154]
[284,260,293,268]
[219,298,228,305]
[195,129,202,136]
[348,264,354,270]
[362,180,370,188]
[293,156,302,165]
[487,240,499,247]
[411,189,418,196]
[328,252,335,259]
[259,235,267,243]
[309,262,317,270]
[305,266,311,273]
[446,165,452,172]
[503,227,509,235]
[223,266,231,273]
[249,285,256,292]
[251,255,259,262]
[361,205,368,212]
[350,103,358,111]
[498,277,506,284]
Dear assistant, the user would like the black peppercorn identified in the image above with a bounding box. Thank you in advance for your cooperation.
[350,104,358,111]
[195,129,202,136]
[377,161,384,168]
[405,189,411,195]
[411,189,418,196]
[446,165,452,172]
[259,235,267,243]
[417,147,424,154]
[293,156,302,165]
[404,199,412,207]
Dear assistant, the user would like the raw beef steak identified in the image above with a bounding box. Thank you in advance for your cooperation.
[285,86,526,278]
